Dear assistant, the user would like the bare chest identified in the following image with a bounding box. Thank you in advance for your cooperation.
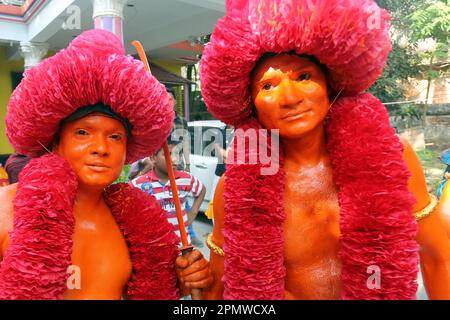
[64,212,132,299]
[283,163,342,299]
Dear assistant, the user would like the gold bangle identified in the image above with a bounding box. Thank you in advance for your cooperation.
[206,233,224,257]
[415,193,438,221]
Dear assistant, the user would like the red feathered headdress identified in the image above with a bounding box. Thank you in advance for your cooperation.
[201,0,392,125]
[6,29,174,164]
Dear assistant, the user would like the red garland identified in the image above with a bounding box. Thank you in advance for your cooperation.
[224,119,286,300]
[104,184,180,300]
[224,93,419,300]
[0,154,77,299]
[327,93,418,299]
[0,153,180,300]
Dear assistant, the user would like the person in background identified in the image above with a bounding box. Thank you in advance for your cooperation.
[167,89,206,246]
[167,88,191,172]
[127,88,185,182]
[130,136,206,247]
[128,156,153,180]
[437,148,450,200]
[4,153,31,185]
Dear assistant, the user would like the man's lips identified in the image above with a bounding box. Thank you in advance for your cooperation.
[86,163,110,172]
[280,109,311,120]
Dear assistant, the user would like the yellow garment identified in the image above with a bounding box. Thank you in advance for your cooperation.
[0,165,8,186]
[205,200,214,220]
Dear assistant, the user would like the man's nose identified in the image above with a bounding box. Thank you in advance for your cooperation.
[279,79,303,107]
[90,135,109,156]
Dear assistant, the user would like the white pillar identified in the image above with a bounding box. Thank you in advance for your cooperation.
[19,42,49,70]
[92,0,127,44]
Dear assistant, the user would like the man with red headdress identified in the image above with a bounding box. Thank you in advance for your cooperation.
[201,0,450,299]
[0,29,212,299]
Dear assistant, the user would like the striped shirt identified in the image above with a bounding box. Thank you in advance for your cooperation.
[130,170,204,247]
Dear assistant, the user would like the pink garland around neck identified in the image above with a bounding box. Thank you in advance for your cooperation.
[0,153,180,300]
[224,93,419,300]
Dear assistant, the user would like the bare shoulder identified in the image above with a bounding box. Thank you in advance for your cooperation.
[212,175,225,246]
[0,184,17,248]
[204,176,226,299]
[400,138,450,255]
[399,137,430,211]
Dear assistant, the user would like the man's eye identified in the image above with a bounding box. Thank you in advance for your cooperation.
[262,83,273,91]
[110,134,122,141]
[297,73,311,81]
[75,129,88,136]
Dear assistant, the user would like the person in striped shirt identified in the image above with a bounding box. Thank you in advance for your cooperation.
[131,140,206,247]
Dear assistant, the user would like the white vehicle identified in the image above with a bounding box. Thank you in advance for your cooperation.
[187,120,232,213]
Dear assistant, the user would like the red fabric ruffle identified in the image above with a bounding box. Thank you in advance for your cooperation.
[326,93,418,299]
[224,119,286,299]
[105,184,180,300]
[0,154,77,299]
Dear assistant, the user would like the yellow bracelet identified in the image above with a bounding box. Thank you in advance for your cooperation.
[206,233,224,257]
[415,193,438,221]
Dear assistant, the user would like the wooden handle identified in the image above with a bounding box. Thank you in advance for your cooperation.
[133,40,201,299]
[181,246,203,300]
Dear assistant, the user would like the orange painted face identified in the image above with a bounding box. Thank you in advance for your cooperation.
[251,54,330,138]
[54,113,127,189]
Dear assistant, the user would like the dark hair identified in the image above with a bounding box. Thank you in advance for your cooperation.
[5,153,31,184]
[154,130,182,155]
[54,103,133,146]
[167,131,183,146]
[63,103,132,135]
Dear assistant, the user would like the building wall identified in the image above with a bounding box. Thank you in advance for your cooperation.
[153,59,181,75]
[405,65,450,105]
[153,59,184,116]
[0,47,24,154]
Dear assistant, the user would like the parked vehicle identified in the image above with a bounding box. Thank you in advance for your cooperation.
[187,120,232,213]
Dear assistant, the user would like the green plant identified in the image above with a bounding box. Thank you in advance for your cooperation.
[370,1,423,104]
[114,164,131,184]
[392,103,422,119]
